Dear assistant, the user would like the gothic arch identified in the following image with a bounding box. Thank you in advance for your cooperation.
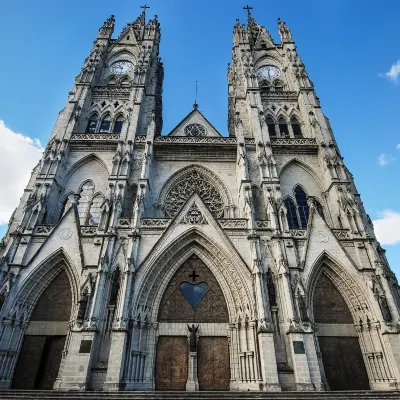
[134,229,253,322]
[7,249,79,323]
[279,159,325,192]
[157,165,233,217]
[106,49,137,66]
[254,55,284,70]
[62,154,110,187]
[307,253,374,323]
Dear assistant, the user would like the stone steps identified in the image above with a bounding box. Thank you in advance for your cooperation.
[1,391,400,400]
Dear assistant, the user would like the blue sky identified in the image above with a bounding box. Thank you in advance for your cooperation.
[0,0,399,273]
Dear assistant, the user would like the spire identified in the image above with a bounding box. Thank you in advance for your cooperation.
[277,18,294,43]
[97,15,115,39]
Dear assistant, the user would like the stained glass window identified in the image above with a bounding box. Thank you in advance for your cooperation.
[294,186,309,228]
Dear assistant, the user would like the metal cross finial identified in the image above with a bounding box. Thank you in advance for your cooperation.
[243,5,253,16]
[140,4,150,24]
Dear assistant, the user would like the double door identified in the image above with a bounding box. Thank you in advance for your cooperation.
[155,336,230,391]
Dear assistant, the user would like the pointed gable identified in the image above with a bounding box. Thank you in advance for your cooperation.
[167,107,223,137]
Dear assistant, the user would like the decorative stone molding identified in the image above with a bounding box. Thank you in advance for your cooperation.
[256,220,270,229]
[332,229,351,240]
[180,203,208,225]
[140,219,171,228]
[71,133,120,141]
[290,229,307,238]
[118,218,133,228]
[271,138,317,146]
[81,226,98,235]
[34,225,55,235]
[219,219,248,229]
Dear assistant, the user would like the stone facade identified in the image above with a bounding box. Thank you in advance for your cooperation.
[1,9,400,393]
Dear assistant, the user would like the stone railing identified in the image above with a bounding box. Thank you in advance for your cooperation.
[71,133,120,141]
[34,225,55,235]
[271,138,317,146]
[289,229,307,238]
[81,226,98,235]
[140,218,171,228]
[332,229,351,240]
[118,218,133,228]
[92,86,131,100]
[256,220,270,229]
[136,136,238,144]
[218,219,248,229]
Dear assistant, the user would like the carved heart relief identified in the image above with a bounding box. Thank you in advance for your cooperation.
[179,281,209,309]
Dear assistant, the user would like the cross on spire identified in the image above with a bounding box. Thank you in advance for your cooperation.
[243,4,253,16]
[140,3,150,24]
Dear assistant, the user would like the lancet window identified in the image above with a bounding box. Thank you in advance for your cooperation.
[112,115,125,134]
[285,185,324,229]
[99,114,111,133]
[291,117,302,138]
[86,114,98,133]
[278,117,289,136]
[266,117,277,138]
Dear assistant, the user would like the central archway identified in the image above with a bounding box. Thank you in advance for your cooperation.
[155,255,230,391]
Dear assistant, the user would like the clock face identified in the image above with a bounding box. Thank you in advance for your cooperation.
[257,65,281,80]
[110,61,133,75]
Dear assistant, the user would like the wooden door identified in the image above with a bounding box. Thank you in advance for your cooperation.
[318,336,370,390]
[198,337,230,391]
[12,335,66,389]
[155,336,188,391]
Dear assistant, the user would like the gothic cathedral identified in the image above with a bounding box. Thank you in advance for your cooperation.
[0,8,400,393]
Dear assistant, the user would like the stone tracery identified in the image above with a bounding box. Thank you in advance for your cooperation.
[164,170,224,218]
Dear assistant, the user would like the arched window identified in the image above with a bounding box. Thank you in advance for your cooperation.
[274,80,284,92]
[86,114,98,133]
[291,117,302,138]
[294,186,309,228]
[120,77,130,87]
[285,198,300,229]
[266,117,277,137]
[99,114,111,133]
[312,199,325,220]
[107,76,116,86]
[88,194,105,226]
[113,115,124,134]
[278,117,289,136]
[260,81,270,93]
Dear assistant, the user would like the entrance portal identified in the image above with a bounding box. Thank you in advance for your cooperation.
[12,270,72,389]
[313,270,370,390]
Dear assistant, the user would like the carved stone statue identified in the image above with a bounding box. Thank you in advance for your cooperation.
[187,324,199,352]
[379,296,392,322]
[266,269,277,306]
[297,290,309,322]
[77,293,88,320]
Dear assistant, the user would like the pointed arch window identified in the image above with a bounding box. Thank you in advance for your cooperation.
[113,115,125,134]
[107,76,116,86]
[285,198,300,229]
[120,77,130,87]
[86,114,98,133]
[99,114,111,133]
[274,80,284,92]
[291,117,302,138]
[278,117,289,136]
[260,81,270,93]
[294,186,309,228]
[266,117,277,138]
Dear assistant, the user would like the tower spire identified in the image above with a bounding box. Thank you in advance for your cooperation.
[140,3,150,25]
[243,4,253,17]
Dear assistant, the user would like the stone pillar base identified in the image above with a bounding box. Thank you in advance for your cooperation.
[186,351,199,391]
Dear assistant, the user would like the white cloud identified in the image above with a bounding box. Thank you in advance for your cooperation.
[397,143,400,150]
[0,120,43,225]
[378,153,395,166]
[380,60,400,84]
[373,210,400,246]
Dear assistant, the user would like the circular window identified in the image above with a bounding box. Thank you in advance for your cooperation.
[184,123,206,137]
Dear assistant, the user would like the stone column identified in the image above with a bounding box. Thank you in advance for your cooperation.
[186,352,199,391]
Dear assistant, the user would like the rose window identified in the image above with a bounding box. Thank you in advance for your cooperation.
[164,170,224,218]
[184,123,206,137]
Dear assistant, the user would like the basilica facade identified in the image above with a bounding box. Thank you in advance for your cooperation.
[1,8,400,393]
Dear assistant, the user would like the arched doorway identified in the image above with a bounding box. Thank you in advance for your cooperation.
[313,270,370,390]
[12,269,72,390]
[155,255,230,391]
